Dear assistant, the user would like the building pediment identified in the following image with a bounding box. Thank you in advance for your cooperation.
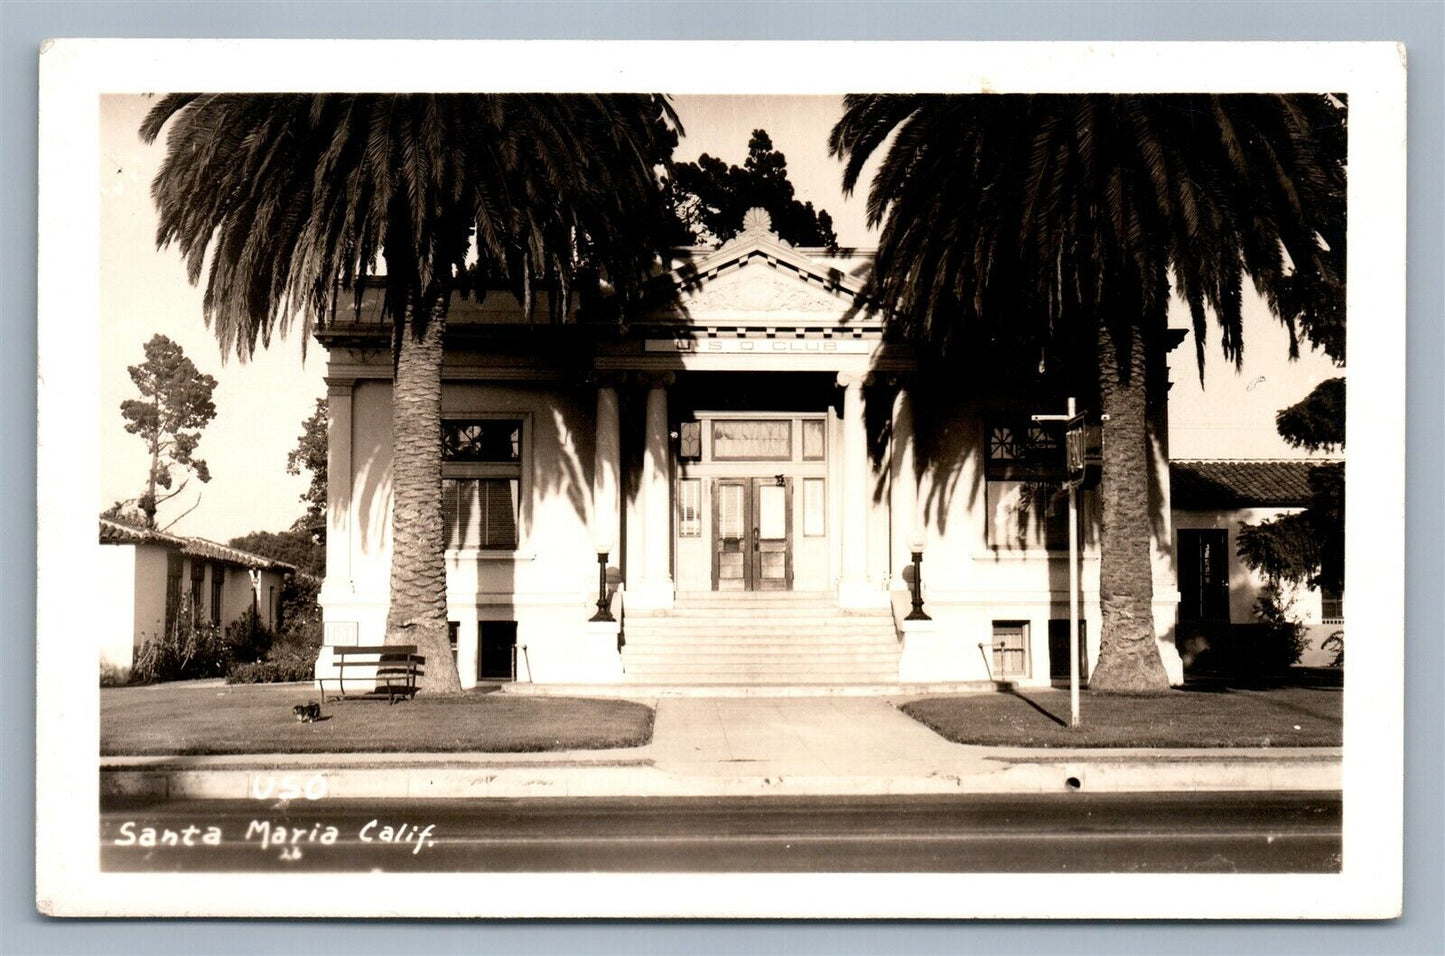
[637,209,879,332]
[666,260,858,321]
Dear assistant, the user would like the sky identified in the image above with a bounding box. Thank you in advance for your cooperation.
[99,93,1341,542]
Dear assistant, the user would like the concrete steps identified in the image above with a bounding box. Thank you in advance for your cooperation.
[500,681,1006,698]
[620,592,900,684]
[625,626,896,641]
[633,606,893,619]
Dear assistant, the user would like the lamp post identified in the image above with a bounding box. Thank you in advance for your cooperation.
[904,531,930,621]
[589,539,614,623]
[1032,397,1084,730]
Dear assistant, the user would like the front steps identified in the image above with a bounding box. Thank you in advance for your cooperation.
[618,591,902,685]
[499,680,1007,698]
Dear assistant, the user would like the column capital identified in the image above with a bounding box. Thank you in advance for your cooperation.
[639,371,676,389]
[836,371,874,390]
[587,370,626,390]
[324,377,355,396]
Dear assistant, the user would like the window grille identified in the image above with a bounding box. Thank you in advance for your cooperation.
[164,553,182,636]
[986,419,1062,479]
[210,567,224,626]
[190,561,205,626]
[441,417,523,550]
[443,419,521,462]
[992,621,1030,677]
[985,417,1069,550]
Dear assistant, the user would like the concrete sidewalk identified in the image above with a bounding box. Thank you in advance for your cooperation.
[101,695,1342,801]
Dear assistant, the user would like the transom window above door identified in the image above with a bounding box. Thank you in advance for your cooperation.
[688,415,829,465]
[712,419,792,461]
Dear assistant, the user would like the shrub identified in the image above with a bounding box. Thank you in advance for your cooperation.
[277,574,322,645]
[1179,584,1308,677]
[226,657,316,684]
[270,575,323,669]
[132,595,228,684]
[224,616,320,685]
[1247,583,1310,672]
[224,608,276,665]
[100,661,131,687]
[1322,629,1344,667]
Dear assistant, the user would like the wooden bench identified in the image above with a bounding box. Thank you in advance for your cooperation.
[322,645,425,704]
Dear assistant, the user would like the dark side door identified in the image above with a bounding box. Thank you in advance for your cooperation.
[1177,529,1231,623]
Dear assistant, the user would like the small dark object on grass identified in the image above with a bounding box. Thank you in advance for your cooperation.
[293,702,322,723]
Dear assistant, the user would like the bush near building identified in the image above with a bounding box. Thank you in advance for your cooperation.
[224,572,323,684]
[226,657,316,684]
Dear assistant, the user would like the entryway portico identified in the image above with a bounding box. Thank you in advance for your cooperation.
[587,209,917,616]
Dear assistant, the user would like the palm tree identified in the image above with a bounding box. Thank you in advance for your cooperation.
[830,94,1344,693]
[142,93,679,692]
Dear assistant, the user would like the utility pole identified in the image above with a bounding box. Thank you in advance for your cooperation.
[1032,397,1086,729]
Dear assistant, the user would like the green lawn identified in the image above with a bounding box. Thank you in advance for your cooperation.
[101,682,654,756]
[901,684,1342,748]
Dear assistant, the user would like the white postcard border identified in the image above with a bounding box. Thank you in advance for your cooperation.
[37,38,1406,920]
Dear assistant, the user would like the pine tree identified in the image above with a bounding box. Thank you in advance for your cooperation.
[120,333,218,529]
[667,129,837,249]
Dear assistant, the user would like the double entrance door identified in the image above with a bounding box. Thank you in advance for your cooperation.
[712,477,793,591]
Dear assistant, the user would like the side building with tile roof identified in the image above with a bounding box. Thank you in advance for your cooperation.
[98,517,296,676]
[1169,460,1343,669]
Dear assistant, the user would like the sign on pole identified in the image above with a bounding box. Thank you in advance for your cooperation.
[1065,413,1088,488]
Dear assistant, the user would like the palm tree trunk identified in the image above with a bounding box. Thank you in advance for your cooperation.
[1089,321,1171,694]
[386,291,463,694]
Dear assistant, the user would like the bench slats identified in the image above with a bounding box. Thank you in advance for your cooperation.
[325,644,425,703]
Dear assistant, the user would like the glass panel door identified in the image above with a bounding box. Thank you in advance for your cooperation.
[713,480,749,591]
[752,478,792,590]
[711,477,793,591]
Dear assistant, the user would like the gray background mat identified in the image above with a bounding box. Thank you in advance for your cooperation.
[5,2,1441,953]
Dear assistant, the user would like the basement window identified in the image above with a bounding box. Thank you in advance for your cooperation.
[991,621,1030,678]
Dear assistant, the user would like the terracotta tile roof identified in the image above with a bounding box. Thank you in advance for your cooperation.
[98,518,186,548]
[98,518,295,572]
[181,537,297,573]
[1170,460,1330,509]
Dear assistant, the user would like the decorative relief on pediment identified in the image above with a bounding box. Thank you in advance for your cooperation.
[677,263,850,317]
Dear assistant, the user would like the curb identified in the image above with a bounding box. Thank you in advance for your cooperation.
[101,751,1341,801]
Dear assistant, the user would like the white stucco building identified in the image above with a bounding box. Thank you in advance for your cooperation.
[98,518,294,674]
[312,212,1333,691]
[1170,459,1343,669]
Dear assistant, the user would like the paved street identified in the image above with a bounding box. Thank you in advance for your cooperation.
[101,791,1341,873]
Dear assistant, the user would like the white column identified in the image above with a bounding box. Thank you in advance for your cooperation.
[1149,395,1185,686]
[890,385,919,591]
[838,372,872,607]
[634,373,674,609]
[593,382,621,560]
[320,379,353,600]
[456,617,479,691]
